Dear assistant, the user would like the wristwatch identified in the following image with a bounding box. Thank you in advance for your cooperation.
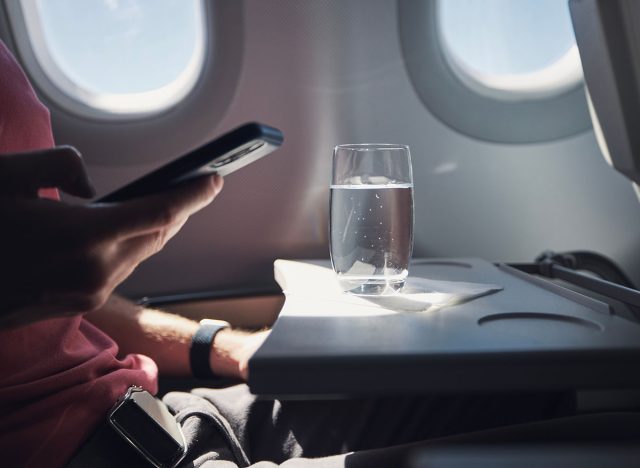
[189,319,230,379]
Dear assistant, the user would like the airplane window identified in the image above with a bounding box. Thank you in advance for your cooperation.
[16,0,205,116]
[437,0,582,100]
[398,0,591,144]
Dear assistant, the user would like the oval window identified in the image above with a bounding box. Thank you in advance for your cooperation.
[437,0,582,100]
[18,0,206,116]
[398,0,591,143]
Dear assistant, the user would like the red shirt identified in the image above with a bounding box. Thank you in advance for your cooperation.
[0,41,158,467]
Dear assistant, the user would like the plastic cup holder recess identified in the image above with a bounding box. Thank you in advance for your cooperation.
[478,312,604,332]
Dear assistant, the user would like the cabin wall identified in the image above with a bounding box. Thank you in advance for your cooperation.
[2,0,640,297]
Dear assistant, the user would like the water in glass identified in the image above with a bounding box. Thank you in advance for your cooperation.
[330,182,413,294]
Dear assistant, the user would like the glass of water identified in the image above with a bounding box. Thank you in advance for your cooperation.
[330,144,414,295]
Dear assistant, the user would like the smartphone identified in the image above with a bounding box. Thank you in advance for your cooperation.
[94,122,283,203]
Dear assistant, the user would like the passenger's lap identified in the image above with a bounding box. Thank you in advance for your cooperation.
[163,384,574,467]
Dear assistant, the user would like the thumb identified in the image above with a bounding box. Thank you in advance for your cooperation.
[0,146,95,198]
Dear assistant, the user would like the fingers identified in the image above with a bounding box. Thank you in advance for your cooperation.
[101,219,188,292]
[117,218,188,266]
[94,174,223,240]
[32,221,189,313]
[0,146,95,198]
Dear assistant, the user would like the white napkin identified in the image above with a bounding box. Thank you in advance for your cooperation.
[274,260,502,317]
[357,276,503,313]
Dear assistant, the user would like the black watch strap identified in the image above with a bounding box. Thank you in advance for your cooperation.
[190,320,229,379]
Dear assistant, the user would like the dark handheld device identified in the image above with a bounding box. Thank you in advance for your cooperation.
[95,122,283,203]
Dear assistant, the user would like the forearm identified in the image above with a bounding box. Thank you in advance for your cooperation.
[84,295,254,379]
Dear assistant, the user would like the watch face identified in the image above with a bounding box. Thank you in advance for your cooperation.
[130,391,184,445]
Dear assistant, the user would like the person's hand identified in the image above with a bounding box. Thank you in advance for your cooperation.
[210,329,270,381]
[0,146,223,328]
[235,330,270,381]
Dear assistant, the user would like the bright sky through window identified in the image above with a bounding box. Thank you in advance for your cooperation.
[21,0,205,114]
[438,0,582,98]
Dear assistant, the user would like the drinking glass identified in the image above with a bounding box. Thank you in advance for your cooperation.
[330,144,414,295]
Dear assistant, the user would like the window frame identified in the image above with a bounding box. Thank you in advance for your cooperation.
[436,0,584,102]
[398,0,592,144]
[0,0,243,167]
[4,0,207,120]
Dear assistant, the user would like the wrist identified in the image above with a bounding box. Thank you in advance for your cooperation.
[209,328,242,379]
[190,319,230,379]
[214,329,270,381]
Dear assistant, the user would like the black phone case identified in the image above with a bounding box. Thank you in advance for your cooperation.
[95,122,283,203]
